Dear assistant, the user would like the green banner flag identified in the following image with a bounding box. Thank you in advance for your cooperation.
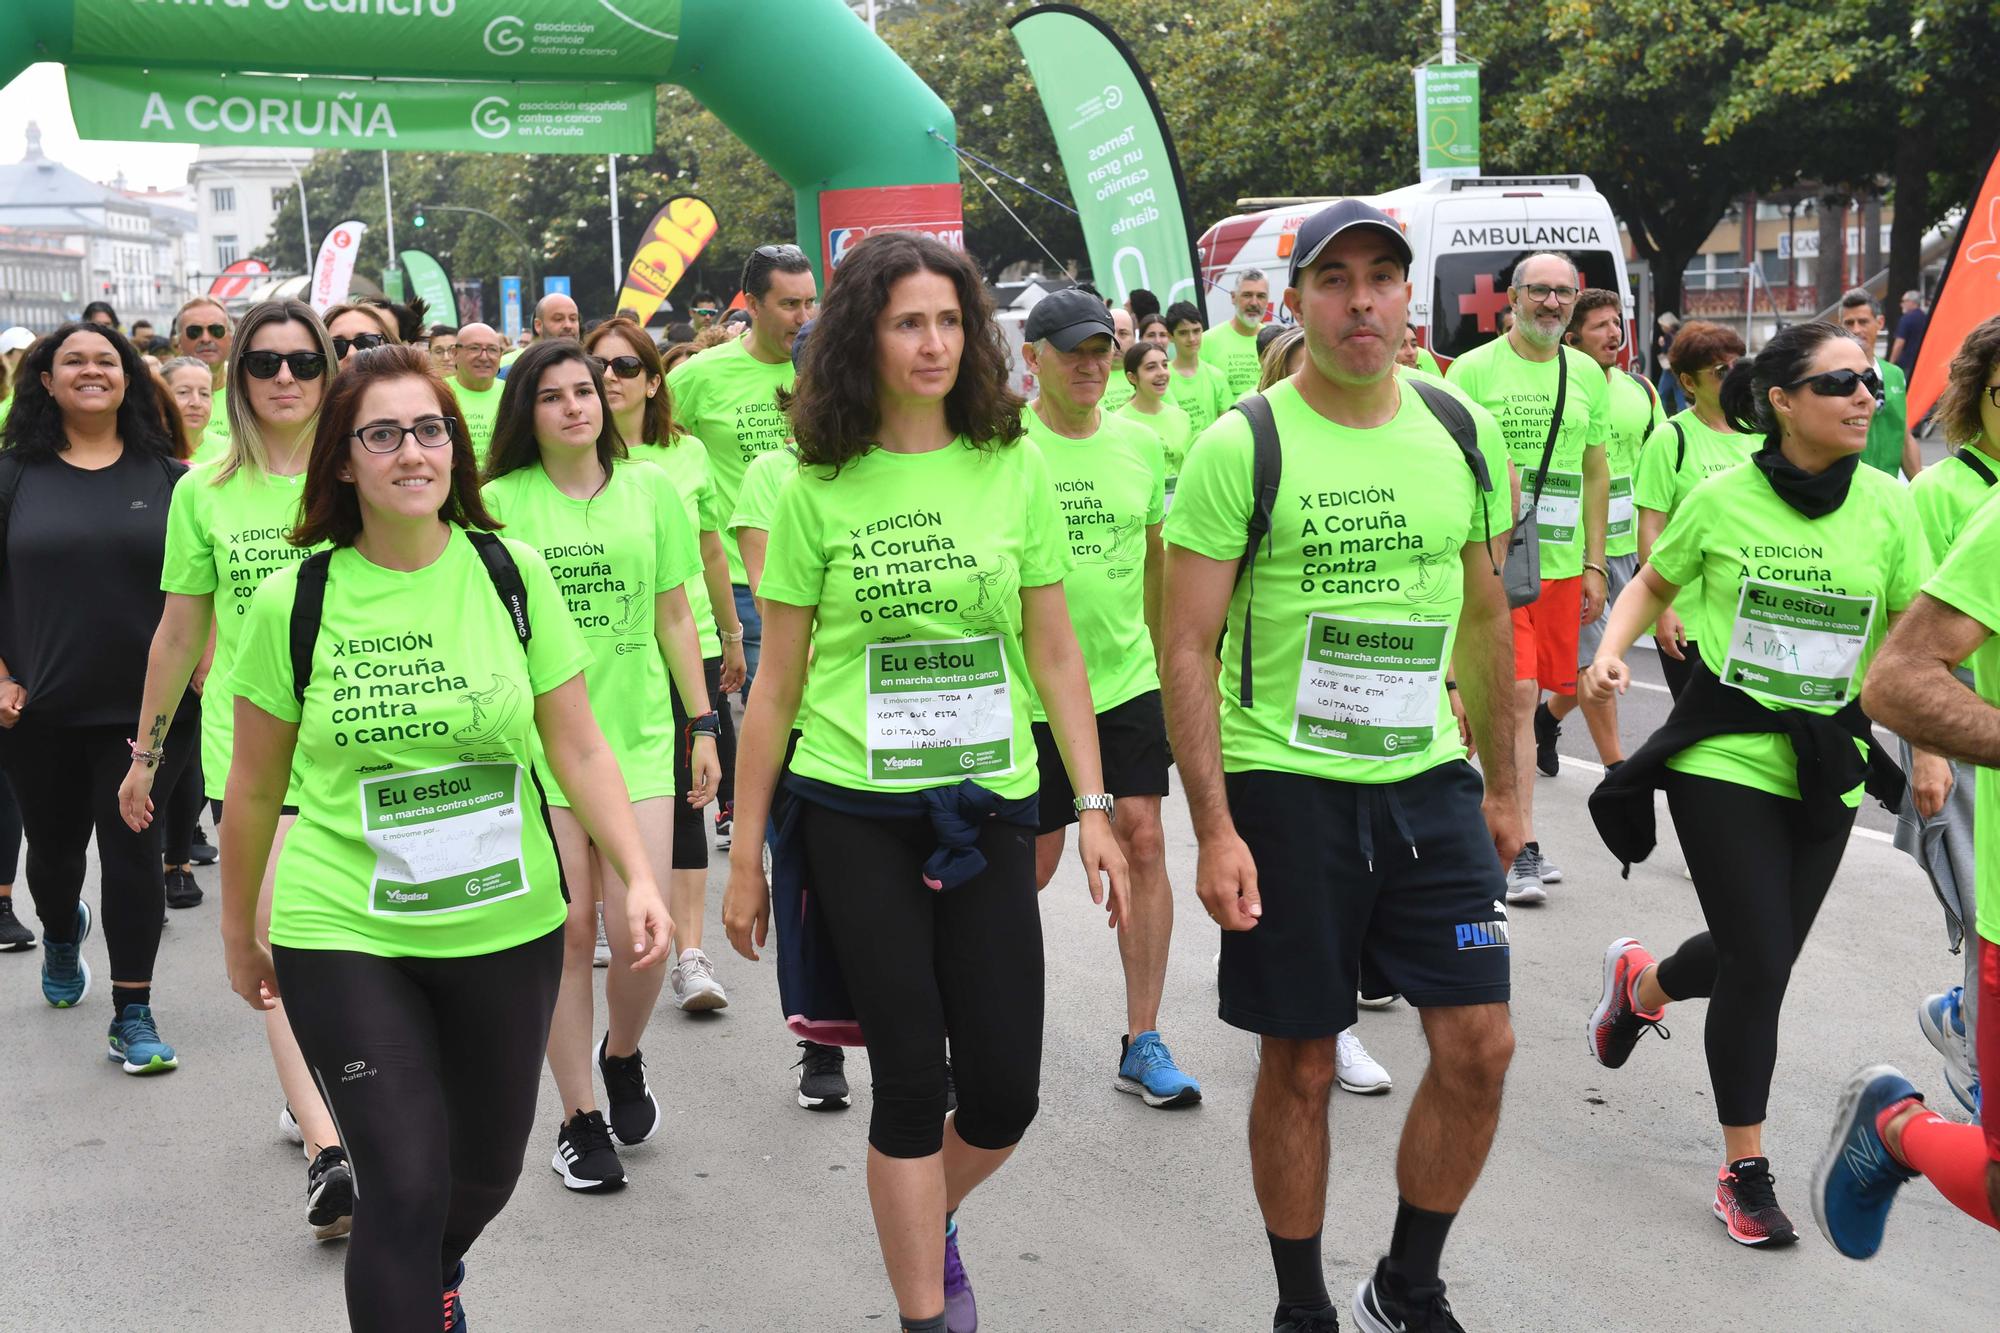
[400,250,457,324]
[1415,64,1481,180]
[1007,5,1199,309]
[70,0,681,81]
[66,66,655,155]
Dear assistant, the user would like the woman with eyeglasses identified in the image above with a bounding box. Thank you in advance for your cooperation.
[1579,321,1934,1249]
[220,343,667,1328]
[1631,320,1752,698]
[324,301,400,367]
[481,337,717,1194]
[584,316,746,1017]
[0,321,194,1073]
[118,299,358,1234]
[172,297,235,460]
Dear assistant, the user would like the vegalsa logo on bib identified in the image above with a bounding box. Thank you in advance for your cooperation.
[485,16,526,55]
[471,96,512,141]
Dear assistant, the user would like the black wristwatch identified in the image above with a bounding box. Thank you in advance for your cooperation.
[686,710,721,740]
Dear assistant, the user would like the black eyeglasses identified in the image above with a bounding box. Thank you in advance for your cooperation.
[239,350,328,381]
[182,322,228,341]
[1784,367,1884,402]
[590,354,645,380]
[1983,384,2000,410]
[332,333,387,359]
[352,416,455,453]
[1517,283,1579,305]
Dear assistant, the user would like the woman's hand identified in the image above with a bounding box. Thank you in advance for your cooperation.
[686,733,720,807]
[621,876,674,969]
[1579,655,1629,706]
[1074,812,1130,931]
[722,850,771,962]
[719,640,747,696]
[1652,607,1688,661]
[223,934,281,1011]
[0,680,26,728]
[118,761,160,833]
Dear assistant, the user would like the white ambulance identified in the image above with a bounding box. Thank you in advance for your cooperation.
[1196,175,1634,369]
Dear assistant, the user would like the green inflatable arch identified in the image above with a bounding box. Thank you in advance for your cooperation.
[1,0,961,277]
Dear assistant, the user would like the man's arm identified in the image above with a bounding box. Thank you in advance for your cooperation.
[1890,335,1907,365]
[1862,594,2000,766]
[1452,534,1526,867]
[1580,442,1611,622]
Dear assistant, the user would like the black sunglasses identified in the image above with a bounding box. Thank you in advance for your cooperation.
[753,244,806,262]
[1784,367,1884,402]
[590,354,645,380]
[239,350,328,381]
[182,322,228,341]
[332,333,387,359]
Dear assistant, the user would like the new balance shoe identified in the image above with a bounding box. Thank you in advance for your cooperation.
[1353,1258,1465,1332]
[1114,1030,1202,1108]
[1713,1156,1797,1247]
[41,901,91,1007]
[1811,1065,1922,1260]
[551,1110,626,1192]
[1335,1028,1392,1095]
[442,1259,467,1332]
[713,801,734,850]
[279,1103,304,1147]
[1917,988,1980,1115]
[944,1223,976,1333]
[164,866,203,910]
[189,824,218,866]
[1504,849,1545,906]
[592,903,610,968]
[669,947,729,1011]
[106,1003,179,1074]
[306,1144,354,1241]
[795,1040,851,1110]
[596,1034,661,1146]
[1526,844,1561,884]
[0,895,34,950]
[1533,700,1561,776]
[1588,937,1669,1069]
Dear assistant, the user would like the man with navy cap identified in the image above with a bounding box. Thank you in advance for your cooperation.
[1162,199,1522,1332]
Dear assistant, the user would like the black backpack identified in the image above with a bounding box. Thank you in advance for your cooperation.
[1957,448,1998,487]
[1229,380,1493,707]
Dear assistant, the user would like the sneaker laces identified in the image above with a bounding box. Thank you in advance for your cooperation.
[1410,1286,1466,1333]
[682,950,716,984]
[1727,1160,1782,1214]
[1336,1029,1371,1065]
[566,1110,614,1155]
[600,1046,647,1098]
[795,1040,843,1078]
[118,1005,162,1044]
[943,1229,969,1294]
[1127,1032,1172,1074]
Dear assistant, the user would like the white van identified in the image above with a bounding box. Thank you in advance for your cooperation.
[1196,176,1634,369]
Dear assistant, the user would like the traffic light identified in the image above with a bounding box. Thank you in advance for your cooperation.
[412,212,426,229]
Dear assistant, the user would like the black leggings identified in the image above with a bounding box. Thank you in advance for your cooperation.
[1654,772,1854,1125]
[0,767,21,885]
[0,717,193,982]
[799,799,1043,1158]
[161,698,205,864]
[1658,641,1698,700]
[669,656,737,869]
[274,928,563,1333]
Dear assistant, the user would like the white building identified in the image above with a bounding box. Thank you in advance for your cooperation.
[188,145,314,284]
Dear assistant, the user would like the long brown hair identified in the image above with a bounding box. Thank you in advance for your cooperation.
[482,338,627,489]
[583,317,682,445]
[290,345,498,548]
[786,231,1023,470]
[1934,314,2000,447]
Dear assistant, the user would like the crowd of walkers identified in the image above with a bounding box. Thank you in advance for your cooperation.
[0,205,1992,1332]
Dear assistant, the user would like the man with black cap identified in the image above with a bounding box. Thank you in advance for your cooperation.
[1020,288,1201,1110]
[1162,199,1522,1332]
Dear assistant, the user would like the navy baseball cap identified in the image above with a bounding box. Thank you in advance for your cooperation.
[1287,199,1413,288]
[1024,288,1116,351]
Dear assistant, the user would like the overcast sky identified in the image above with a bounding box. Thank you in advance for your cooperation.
[0,63,199,192]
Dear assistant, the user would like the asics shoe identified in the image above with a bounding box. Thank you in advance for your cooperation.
[1533,701,1561,776]
[1713,1156,1797,1247]
[1587,937,1669,1069]
[306,1144,354,1241]
[1917,988,1980,1115]
[1335,1028,1392,1095]
[0,895,35,950]
[1114,1030,1202,1108]
[669,947,729,1011]
[944,1223,977,1333]
[551,1110,626,1192]
[41,901,91,1007]
[795,1040,851,1110]
[1811,1065,1922,1260]
[107,1002,179,1074]
[596,1034,661,1146]
[1504,850,1545,906]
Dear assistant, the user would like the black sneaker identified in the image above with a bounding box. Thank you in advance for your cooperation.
[164,867,203,910]
[596,1033,660,1146]
[795,1040,851,1110]
[552,1110,625,1192]
[1533,700,1561,776]
[1714,1156,1798,1247]
[190,825,218,866]
[0,897,34,951]
[1275,1305,1341,1331]
[1353,1259,1465,1333]
[306,1144,354,1242]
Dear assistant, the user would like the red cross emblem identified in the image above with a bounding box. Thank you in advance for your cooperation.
[1458,272,1510,333]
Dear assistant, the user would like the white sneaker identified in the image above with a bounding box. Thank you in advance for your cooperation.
[670,947,729,1011]
[1356,992,1400,1010]
[1505,849,1547,906]
[279,1103,303,1146]
[1335,1028,1392,1094]
[593,904,611,968]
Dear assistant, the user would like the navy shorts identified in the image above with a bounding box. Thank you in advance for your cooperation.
[1030,689,1170,835]
[1218,760,1511,1037]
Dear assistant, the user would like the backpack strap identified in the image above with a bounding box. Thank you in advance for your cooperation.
[466,529,532,647]
[1627,369,1661,434]
[1406,378,1491,491]
[1229,393,1282,709]
[289,549,334,704]
[1671,420,1687,471]
[1957,448,1998,488]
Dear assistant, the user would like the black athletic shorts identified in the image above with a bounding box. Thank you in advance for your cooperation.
[1030,689,1170,835]
[668,657,727,871]
[1218,760,1511,1038]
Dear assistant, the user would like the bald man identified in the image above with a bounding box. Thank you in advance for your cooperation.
[451,322,507,458]
[500,293,581,375]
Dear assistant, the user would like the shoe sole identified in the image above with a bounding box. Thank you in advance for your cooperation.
[44,903,92,1007]
[0,936,35,951]
[595,1034,663,1146]
[1355,994,1399,1010]
[1916,997,1976,1088]
[1112,1075,1202,1108]
[675,985,729,1012]
[1337,1075,1393,1095]
[1536,864,1563,884]
[1350,1277,1396,1333]
[1505,881,1547,906]
[308,1167,354,1233]
[311,1215,352,1242]
[1712,1197,1797,1247]
[109,1047,178,1074]
[1810,1063,1904,1259]
[797,1090,852,1110]
[550,1150,626,1192]
[1587,937,1641,1068]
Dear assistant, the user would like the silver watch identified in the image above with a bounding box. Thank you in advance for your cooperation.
[1073,792,1116,820]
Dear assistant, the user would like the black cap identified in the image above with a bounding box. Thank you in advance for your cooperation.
[1024,288,1116,352]
[1287,199,1413,288]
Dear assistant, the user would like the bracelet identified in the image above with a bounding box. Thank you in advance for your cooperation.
[0,675,16,685]
[719,626,746,644]
[685,710,722,739]
[1445,680,1459,692]
[1582,561,1609,578]
[127,738,165,767]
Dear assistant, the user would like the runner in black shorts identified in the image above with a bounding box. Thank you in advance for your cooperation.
[1162,201,1523,1333]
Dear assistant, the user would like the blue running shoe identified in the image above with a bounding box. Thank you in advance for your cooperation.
[1115,1030,1202,1108]
[1917,988,1980,1116]
[107,1003,179,1074]
[943,1224,975,1333]
[443,1259,467,1331]
[1811,1064,1921,1259]
[41,901,91,1008]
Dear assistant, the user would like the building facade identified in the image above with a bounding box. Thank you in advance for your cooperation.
[188,145,315,286]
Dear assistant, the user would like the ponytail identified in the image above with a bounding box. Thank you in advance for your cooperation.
[1718,319,1849,450]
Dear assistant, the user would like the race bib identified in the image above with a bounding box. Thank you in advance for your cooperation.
[1720,579,1875,705]
[1290,614,1448,760]
[866,635,1013,783]
[362,763,531,916]
[1529,469,1582,546]
[1607,475,1635,541]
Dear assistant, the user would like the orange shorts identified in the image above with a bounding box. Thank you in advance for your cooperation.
[1511,575,1582,694]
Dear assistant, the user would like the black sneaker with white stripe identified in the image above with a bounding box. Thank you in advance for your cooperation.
[306,1144,353,1242]
[596,1033,661,1146]
[551,1109,626,1192]
[794,1040,850,1111]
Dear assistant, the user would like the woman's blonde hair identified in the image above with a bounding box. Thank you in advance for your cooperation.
[218,300,340,485]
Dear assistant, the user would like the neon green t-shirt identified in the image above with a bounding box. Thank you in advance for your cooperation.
[1445,337,1608,580]
[159,461,313,799]
[666,337,795,584]
[1600,368,1660,559]
[1648,464,1930,801]
[1860,357,1908,478]
[1101,374,1136,414]
[1921,495,2000,945]
[196,383,232,460]
[1022,408,1165,718]
[631,438,726,659]
[1634,409,1754,520]
[481,460,702,806]
[1164,378,1510,783]
[1909,446,2000,563]
[1118,400,1194,504]
[759,438,1071,798]
[1200,321,1264,398]
[728,446,799,542]
[451,377,505,461]
[1168,358,1231,438]
[230,532,590,958]
[1413,346,1444,378]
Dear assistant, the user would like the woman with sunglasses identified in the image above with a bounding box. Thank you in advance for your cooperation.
[119,300,356,1234]
[0,321,194,1072]
[172,297,234,460]
[482,338,717,1193]
[585,317,746,1016]
[324,301,399,367]
[1580,321,1934,1249]
[222,344,668,1328]
[1115,341,1192,510]
[1631,320,1752,698]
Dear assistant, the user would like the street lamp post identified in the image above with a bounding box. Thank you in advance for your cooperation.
[414,203,538,290]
